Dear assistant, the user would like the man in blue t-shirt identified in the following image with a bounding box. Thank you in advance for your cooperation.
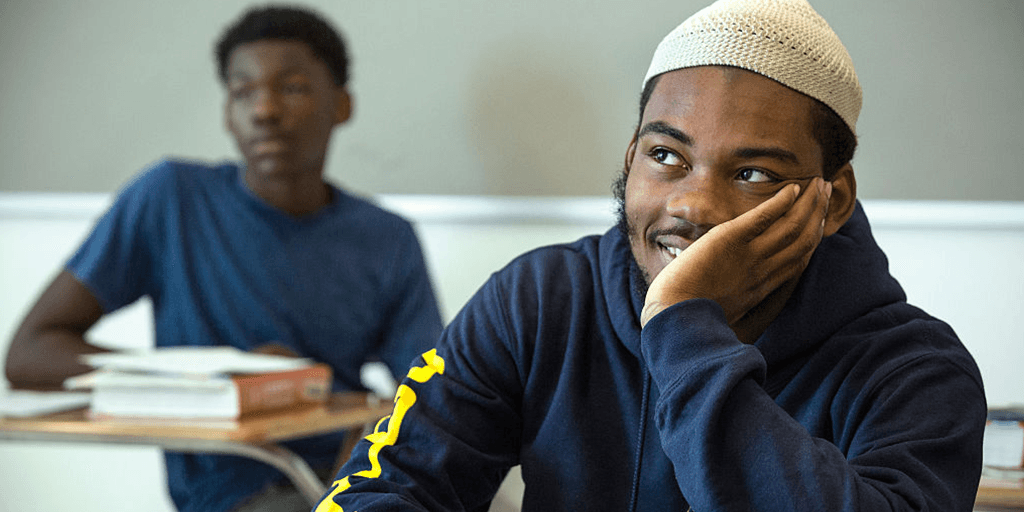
[4,6,443,512]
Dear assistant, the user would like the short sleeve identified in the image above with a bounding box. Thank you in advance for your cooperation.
[66,162,169,312]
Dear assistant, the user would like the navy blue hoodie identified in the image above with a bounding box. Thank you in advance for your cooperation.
[318,203,986,511]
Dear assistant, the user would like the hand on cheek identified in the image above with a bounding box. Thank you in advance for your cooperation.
[640,177,832,328]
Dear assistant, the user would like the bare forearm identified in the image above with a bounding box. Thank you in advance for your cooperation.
[5,329,112,390]
[5,270,110,390]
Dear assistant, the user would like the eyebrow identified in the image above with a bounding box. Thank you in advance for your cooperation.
[638,121,692,147]
[227,66,309,83]
[638,120,801,166]
[734,147,800,165]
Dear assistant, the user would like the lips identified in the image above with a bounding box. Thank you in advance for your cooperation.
[655,234,690,262]
[648,218,712,265]
[250,135,290,157]
[662,244,683,258]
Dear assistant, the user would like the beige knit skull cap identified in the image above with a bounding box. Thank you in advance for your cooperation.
[644,0,862,134]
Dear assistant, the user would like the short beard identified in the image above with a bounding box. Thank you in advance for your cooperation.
[611,169,652,298]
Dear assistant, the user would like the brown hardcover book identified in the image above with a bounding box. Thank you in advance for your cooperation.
[233,363,333,416]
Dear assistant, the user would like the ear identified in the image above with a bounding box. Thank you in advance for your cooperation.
[823,163,857,237]
[624,129,639,176]
[334,87,352,125]
[223,97,234,135]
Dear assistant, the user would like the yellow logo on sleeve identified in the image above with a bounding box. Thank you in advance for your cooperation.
[315,349,446,512]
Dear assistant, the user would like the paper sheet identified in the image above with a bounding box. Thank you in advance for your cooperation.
[79,346,314,376]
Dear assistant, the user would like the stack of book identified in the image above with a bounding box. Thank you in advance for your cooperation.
[981,407,1024,495]
[65,346,332,423]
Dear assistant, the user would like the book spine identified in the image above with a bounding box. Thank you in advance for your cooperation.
[232,363,333,416]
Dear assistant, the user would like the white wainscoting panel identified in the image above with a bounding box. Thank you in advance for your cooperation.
[1,193,1021,512]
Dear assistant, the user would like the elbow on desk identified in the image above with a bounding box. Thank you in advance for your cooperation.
[4,335,35,389]
[3,330,105,392]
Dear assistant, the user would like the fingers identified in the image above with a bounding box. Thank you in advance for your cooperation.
[252,343,299,358]
[763,177,831,255]
[753,178,832,289]
[731,182,803,241]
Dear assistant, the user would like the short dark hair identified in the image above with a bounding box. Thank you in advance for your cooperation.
[215,5,349,86]
[635,72,857,180]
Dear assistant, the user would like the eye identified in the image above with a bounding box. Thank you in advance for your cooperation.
[283,81,312,95]
[736,168,778,183]
[229,84,253,100]
[648,147,685,167]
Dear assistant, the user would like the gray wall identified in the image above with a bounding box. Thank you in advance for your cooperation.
[1,0,1022,200]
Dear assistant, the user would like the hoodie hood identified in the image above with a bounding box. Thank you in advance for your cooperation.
[600,226,647,359]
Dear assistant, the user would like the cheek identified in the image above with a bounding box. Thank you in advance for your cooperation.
[225,115,242,146]
[623,169,659,226]
[297,108,337,140]
[623,175,663,285]
[225,104,245,135]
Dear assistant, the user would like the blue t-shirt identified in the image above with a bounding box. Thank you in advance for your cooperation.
[67,158,444,512]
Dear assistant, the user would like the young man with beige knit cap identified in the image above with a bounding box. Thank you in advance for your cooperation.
[314,1,986,510]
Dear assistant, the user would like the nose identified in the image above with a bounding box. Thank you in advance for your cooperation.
[250,87,282,124]
[664,169,737,231]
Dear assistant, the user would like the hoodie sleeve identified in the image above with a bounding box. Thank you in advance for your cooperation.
[640,298,986,512]
[314,273,523,512]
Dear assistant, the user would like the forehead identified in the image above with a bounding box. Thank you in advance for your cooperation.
[642,66,820,158]
[225,39,328,80]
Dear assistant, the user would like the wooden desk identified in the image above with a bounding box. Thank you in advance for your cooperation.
[0,392,392,505]
[977,480,1024,511]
